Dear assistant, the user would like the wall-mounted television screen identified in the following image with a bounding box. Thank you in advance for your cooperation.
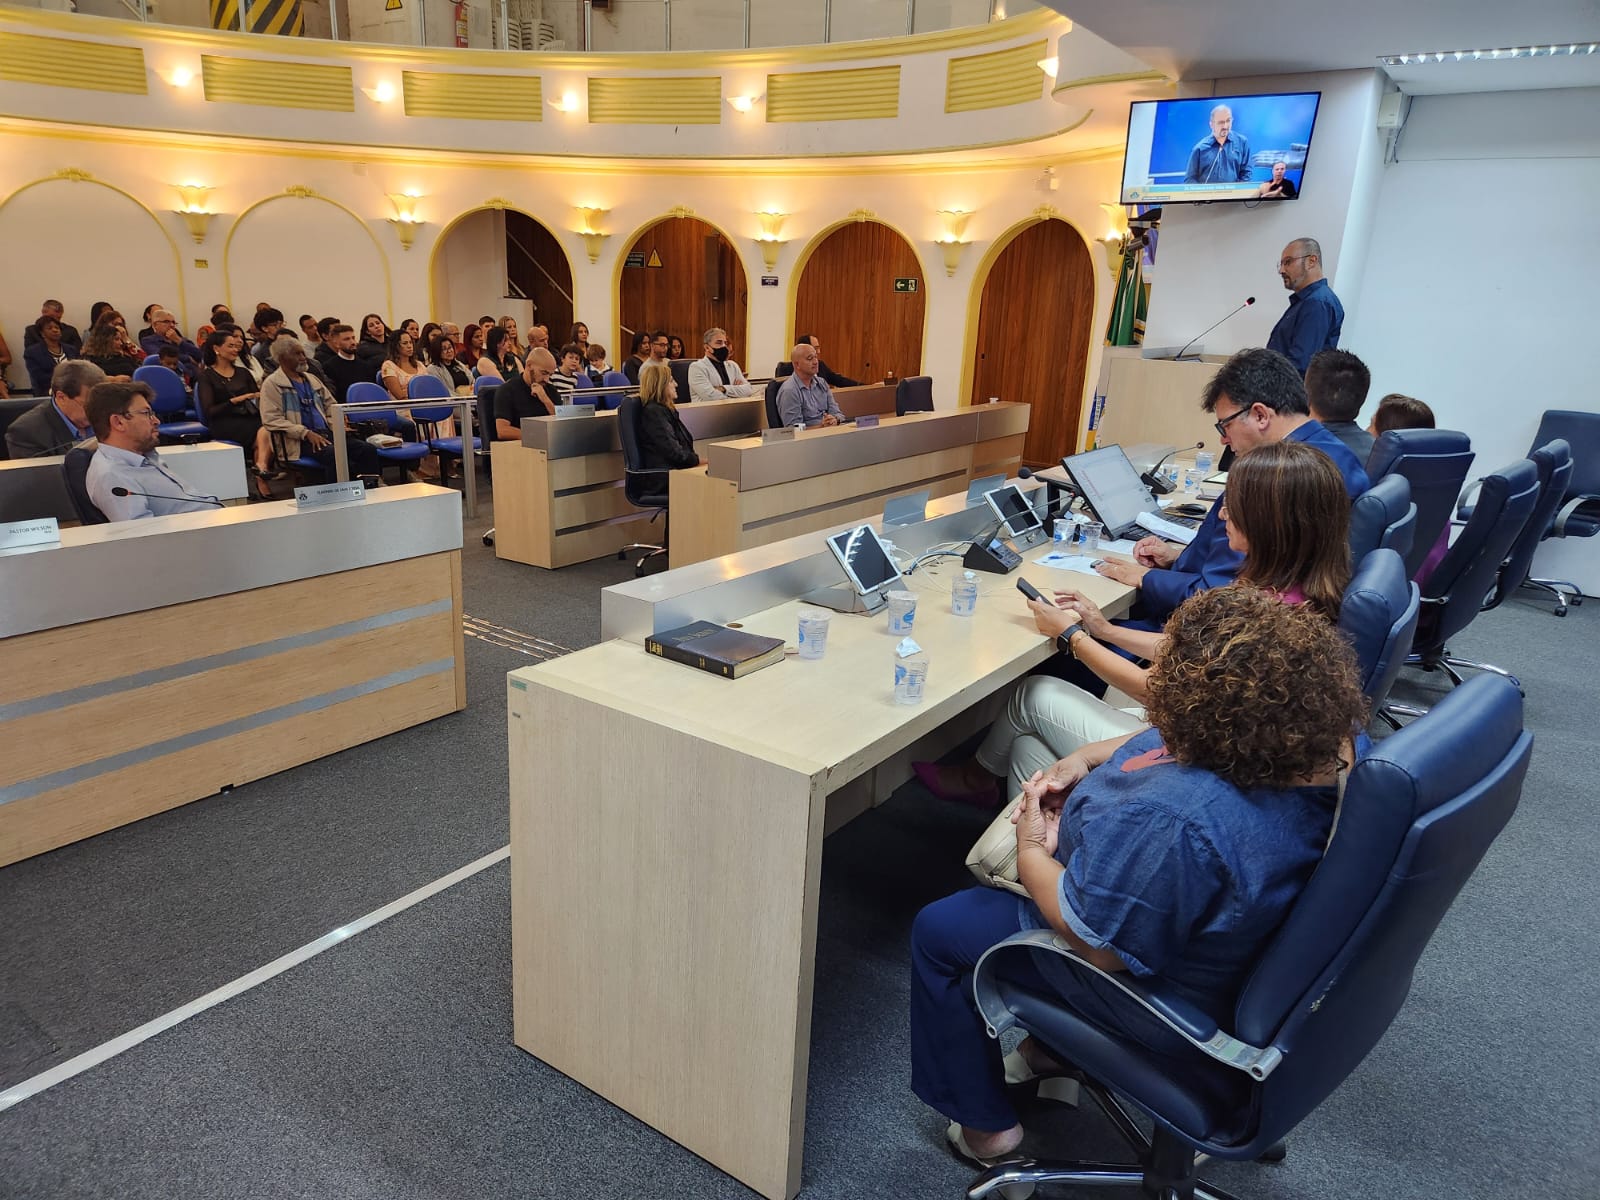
[1120,92,1321,205]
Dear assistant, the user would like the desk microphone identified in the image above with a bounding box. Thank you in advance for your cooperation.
[1142,442,1204,495]
[1174,297,1254,361]
[110,486,224,508]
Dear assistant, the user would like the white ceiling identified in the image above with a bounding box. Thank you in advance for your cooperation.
[1042,0,1600,93]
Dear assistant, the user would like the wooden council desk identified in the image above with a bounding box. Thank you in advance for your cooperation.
[507,491,1135,1199]
[668,402,1029,568]
[0,484,464,867]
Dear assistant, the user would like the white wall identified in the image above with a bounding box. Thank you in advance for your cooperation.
[433,208,508,326]
[1348,86,1600,591]
[1143,69,1387,354]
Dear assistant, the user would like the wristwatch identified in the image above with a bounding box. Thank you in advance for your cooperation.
[1055,624,1086,658]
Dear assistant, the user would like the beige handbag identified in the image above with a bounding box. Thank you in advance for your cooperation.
[964,796,1030,897]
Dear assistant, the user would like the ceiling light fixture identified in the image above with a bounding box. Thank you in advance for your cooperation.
[1380,40,1598,66]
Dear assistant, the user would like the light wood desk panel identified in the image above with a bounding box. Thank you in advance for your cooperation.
[509,531,1132,1199]
[1095,354,1225,454]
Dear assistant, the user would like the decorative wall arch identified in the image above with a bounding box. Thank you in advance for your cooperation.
[788,211,930,383]
[960,209,1100,463]
[428,202,576,334]
[0,169,188,332]
[612,208,749,361]
[223,187,393,318]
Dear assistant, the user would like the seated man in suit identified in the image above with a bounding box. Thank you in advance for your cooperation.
[5,359,103,459]
[1093,347,1370,627]
[84,381,214,520]
[687,327,755,403]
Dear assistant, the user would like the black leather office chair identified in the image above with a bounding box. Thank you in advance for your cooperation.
[1484,440,1572,614]
[615,396,670,574]
[1348,473,1414,566]
[668,358,693,403]
[965,673,1531,1200]
[61,446,108,524]
[476,383,499,546]
[894,375,934,416]
[1524,412,1600,612]
[765,378,784,429]
[1387,457,1539,720]
[1366,429,1475,580]
[774,360,794,379]
[1338,548,1419,714]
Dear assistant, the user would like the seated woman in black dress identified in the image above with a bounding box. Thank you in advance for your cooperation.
[197,329,274,498]
[636,363,700,472]
[81,311,141,380]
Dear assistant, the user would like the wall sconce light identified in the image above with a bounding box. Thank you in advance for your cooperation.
[362,80,397,103]
[934,239,968,278]
[933,209,972,277]
[727,93,763,114]
[159,64,197,88]
[573,206,609,264]
[1036,55,1059,79]
[171,183,216,244]
[751,210,788,270]
[387,191,425,251]
[550,90,581,114]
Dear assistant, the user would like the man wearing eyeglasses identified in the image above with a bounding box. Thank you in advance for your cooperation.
[1093,348,1367,622]
[1265,238,1344,375]
[84,380,213,520]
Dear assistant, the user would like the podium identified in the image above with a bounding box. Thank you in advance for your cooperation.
[1092,349,1227,456]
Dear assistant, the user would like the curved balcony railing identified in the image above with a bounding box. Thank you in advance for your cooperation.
[43,0,1036,53]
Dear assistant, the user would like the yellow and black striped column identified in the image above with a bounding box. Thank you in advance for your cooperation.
[210,0,305,36]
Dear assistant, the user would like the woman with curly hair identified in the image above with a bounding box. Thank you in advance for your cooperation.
[917,439,1352,801]
[910,586,1368,1168]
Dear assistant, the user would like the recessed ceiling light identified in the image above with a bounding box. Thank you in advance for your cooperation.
[1379,40,1598,66]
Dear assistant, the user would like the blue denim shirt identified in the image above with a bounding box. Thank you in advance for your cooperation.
[1184,133,1253,183]
[1266,278,1344,374]
[1021,726,1348,1016]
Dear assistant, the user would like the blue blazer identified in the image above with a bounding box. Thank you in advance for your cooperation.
[24,342,77,395]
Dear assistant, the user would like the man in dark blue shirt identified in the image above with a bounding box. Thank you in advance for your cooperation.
[1266,237,1344,374]
[1095,347,1368,623]
[1183,104,1252,184]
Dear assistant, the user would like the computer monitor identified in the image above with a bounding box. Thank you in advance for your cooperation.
[825,525,903,597]
[984,484,1044,540]
[1061,446,1160,540]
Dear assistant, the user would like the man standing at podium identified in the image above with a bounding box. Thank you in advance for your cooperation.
[1266,237,1343,375]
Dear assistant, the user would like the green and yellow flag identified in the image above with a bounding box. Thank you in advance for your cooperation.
[1105,240,1147,347]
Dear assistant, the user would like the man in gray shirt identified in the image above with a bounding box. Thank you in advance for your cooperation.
[776,342,844,428]
[84,380,213,520]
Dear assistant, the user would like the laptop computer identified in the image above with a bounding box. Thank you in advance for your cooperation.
[1061,445,1203,542]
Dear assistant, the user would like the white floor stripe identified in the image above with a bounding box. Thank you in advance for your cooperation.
[0,844,511,1114]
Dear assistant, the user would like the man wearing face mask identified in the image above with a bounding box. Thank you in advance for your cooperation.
[687,327,754,403]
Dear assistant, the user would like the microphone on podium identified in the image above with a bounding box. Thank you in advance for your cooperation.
[110,486,224,508]
[1174,297,1255,362]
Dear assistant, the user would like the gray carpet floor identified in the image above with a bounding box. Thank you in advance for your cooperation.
[2,491,1597,1199]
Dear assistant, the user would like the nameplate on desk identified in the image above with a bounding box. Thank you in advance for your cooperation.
[761,426,798,443]
[554,405,596,420]
[294,480,367,509]
[855,414,880,429]
[0,517,60,549]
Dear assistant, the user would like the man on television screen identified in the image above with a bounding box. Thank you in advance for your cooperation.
[1183,104,1252,184]
[1259,161,1298,199]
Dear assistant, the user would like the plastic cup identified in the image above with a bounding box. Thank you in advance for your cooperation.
[1077,521,1103,553]
[1184,467,1202,494]
[887,589,917,633]
[1053,518,1073,544]
[797,609,831,660]
[894,653,930,705]
[952,574,979,616]
[1195,450,1216,477]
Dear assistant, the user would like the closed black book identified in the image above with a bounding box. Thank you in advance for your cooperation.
[644,620,786,679]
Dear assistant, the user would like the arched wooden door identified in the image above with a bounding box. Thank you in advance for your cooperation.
[969,219,1095,466]
[618,216,747,362]
[794,221,925,384]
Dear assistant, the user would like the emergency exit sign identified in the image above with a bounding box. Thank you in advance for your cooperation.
[893,277,919,293]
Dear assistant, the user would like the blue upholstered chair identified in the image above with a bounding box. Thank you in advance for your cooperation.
[1338,548,1419,712]
[594,370,632,411]
[1348,473,1414,567]
[1387,458,1540,719]
[1523,412,1600,612]
[615,395,670,574]
[668,358,693,403]
[765,378,784,429]
[1366,429,1475,580]
[1481,440,1573,615]
[347,382,429,482]
[964,673,1532,1200]
[61,446,108,524]
[894,375,934,416]
[133,364,208,442]
[409,403,481,488]
[407,374,451,401]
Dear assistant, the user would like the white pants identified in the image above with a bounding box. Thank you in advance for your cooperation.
[974,675,1148,793]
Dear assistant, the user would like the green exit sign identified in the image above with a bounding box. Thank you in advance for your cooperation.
[893,277,919,293]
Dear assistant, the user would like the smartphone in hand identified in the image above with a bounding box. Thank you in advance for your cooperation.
[1015,578,1050,605]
